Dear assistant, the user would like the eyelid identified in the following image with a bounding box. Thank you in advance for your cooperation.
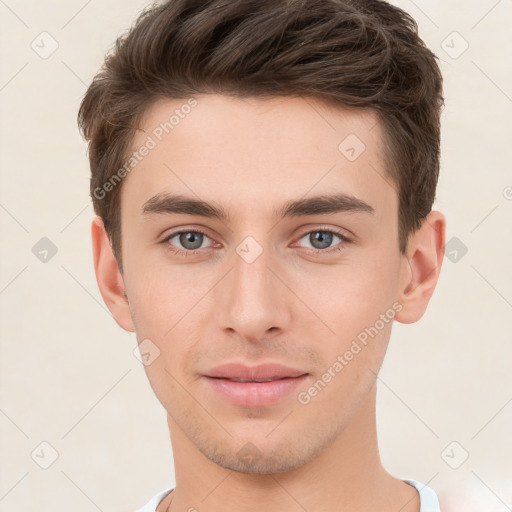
[295,224,352,241]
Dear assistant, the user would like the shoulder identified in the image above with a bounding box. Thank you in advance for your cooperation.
[135,487,174,512]
[404,479,442,512]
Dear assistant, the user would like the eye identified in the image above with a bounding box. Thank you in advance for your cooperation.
[295,229,350,253]
[161,227,351,257]
[163,229,214,255]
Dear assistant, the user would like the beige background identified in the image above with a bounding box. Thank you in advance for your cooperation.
[1,0,511,510]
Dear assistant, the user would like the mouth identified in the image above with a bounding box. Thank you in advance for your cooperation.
[205,362,307,381]
[210,376,301,383]
[203,362,309,406]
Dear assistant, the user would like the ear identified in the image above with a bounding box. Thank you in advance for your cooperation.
[395,210,446,324]
[91,216,135,332]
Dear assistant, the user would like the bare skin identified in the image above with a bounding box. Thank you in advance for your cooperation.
[91,94,445,512]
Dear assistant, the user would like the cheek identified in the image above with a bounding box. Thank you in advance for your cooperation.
[125,257,207,334]
[288,253,400,386]
[295,258,397,338]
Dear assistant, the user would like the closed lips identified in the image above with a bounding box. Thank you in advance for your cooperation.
[205,362,308,381]
[212,377,297,383]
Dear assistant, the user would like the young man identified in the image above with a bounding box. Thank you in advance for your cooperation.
[78,0,446,510]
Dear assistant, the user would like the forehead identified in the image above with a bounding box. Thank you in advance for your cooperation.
[122,94,396,222]
[136,94,384,160]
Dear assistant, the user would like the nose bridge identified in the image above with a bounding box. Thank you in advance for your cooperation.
[217,234,290,340]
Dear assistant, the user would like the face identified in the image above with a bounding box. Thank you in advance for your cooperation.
[117,94,408,473]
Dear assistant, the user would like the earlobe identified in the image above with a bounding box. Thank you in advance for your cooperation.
[91,216,135,332]
[395,210,446,324]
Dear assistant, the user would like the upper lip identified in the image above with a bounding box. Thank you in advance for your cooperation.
[205,363,308,381]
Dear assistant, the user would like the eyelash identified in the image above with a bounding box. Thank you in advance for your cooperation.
[161,227,352,257]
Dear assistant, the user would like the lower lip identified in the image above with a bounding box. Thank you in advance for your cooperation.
[204,375,309,407]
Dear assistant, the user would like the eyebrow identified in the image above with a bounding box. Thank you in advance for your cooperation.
[141,192,375,220]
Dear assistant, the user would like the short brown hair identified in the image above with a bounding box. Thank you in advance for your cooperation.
[78,0,444,272]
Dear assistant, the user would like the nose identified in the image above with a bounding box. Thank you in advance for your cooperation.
[216,238,292,343]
